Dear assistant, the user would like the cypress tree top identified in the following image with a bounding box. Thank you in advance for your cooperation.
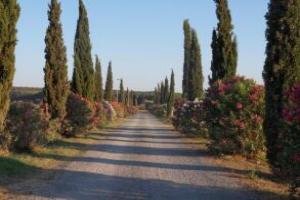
[188,29,204,101]
[104,62,113,101]
[211,0,238,82]
[71,0,94,100]
[182,20,192,99]
[94,55,103,102]
[167,70,175,117]
[119,79,124,103]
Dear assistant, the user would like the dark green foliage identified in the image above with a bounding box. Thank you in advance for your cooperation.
[44,0,69,120]
[0,0,20,133]
[263,0,300,167]
[182,20,192,99]
[7,102,48,151]
[125,88,129,106]
[187,30,204,101]
[94,55,103,102]
[167,70,175,118]
[104,62,113,101]
[163,77,169,104]
[210,0,237,83]
[71,0,94,101]
[119,79,124,103]
[160,82,164,104]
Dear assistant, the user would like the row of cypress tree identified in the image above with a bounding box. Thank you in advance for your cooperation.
[154,70,175,117]
[118,79,137,107]
[182,0,237,102]
[43,0,123,123]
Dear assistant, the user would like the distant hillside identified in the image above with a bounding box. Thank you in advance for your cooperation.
[11,87,43,103]
[10,87,181,103]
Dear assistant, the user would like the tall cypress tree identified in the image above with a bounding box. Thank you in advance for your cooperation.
[125,88,129,107]
[44,0,69,120]
[164,77,169,104]
[104,62,113,101]
[94,55,103,102]
[263,0,300,165]
[167,70,175,118]
[160,82,164,104]
[71,0,94,101]
[188,29,204,101]
[209,29,220,85]
[0,0,20,132]
[182,20,192,98]
[119,79,124,103]
[210,0,237,82]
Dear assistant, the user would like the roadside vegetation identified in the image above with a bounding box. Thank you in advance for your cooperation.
[147,0,300,199]
[0,0,138,196]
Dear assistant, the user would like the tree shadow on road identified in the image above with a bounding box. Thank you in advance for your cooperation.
[0,157,288,200]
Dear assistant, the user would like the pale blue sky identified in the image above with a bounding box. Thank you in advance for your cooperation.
[15,0,268,92]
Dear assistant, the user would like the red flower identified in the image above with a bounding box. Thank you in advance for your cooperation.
[236,103,243,110]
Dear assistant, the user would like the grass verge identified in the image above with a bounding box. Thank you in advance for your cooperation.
[0,119,124,198]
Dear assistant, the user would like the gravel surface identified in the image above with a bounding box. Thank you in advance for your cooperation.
[12,111,260,200]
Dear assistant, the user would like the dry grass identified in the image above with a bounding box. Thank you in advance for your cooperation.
[185,136,290,200]
[0,119,124,198]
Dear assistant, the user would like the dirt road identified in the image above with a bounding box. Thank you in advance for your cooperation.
[14,111,260,200]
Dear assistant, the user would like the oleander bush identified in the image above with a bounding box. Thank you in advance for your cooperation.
[172,99,207,136]
[278,84,300,196]
[204,76,265,158]
[6,101,48,151]
[111,101,125,118]
[64,93,95,137]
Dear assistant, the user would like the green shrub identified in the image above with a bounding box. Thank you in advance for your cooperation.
[6,101,48,151]
[147,103,166,118]
[172,100,207,136]
[205,76,265,158]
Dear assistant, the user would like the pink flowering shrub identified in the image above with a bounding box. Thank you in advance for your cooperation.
[278,84,300,193]
[172,99,207,136]
[111,101,125,118]
[205,76,265,158]
[64,93,95,137]
[6,101,48,151]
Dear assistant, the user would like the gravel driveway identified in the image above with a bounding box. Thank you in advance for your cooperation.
[13,111,260,200]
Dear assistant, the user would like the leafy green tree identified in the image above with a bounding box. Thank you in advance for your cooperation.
[263,0,300,166]
[71,0,94,101]
[182,20,192,98]
[119,79,124,103]
[94,55,103,102]
[210,0,237,83]
[104,62,113,101]
[188,29,204,101]
[167,70,175,117]
[0,0,20,132]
